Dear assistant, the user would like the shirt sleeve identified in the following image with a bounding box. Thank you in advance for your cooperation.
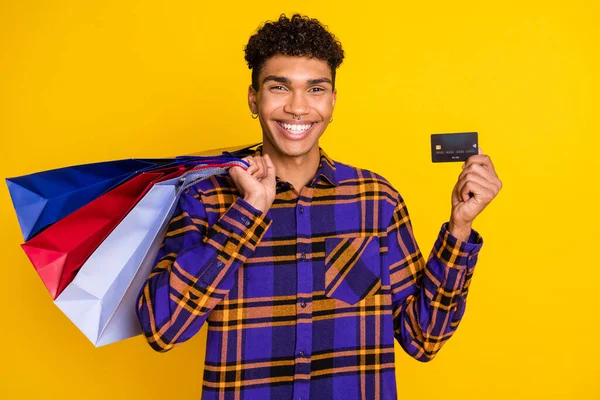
[135,188,272,352]
[385,192,483,362]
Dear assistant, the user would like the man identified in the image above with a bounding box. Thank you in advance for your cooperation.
[136,13,502,400]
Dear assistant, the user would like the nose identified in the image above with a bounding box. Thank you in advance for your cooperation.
[284,90,309,117]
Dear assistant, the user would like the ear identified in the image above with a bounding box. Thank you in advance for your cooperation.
[248,85,258,114]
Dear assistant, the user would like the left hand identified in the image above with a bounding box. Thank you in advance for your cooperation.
[449,148,502,236]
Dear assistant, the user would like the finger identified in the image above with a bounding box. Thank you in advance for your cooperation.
[463,154,498,178]
[484,156,498,177]
[458,164,501,190]
[248,156,264,178]
[464,154,486,168]
[456,173,499,201]
[459,179,494,203]
[253,156,267,179]
[243,156,257,172]
[457,167,498,194]
[246,164,259,175]
[457,171,497,195]
[462,148,484,168]
[470,152,497,176]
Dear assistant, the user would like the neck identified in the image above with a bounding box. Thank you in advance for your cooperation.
[261,141,321,192]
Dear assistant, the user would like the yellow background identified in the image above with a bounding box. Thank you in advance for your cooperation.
[1,1,598,399]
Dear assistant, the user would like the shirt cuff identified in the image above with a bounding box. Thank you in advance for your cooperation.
[214,197,272,250]
[434,222,484,271]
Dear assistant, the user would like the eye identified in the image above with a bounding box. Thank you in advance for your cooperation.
[309,87,325,93]
[270,85,288,91]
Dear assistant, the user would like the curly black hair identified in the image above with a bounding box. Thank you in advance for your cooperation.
[244,13,344,91]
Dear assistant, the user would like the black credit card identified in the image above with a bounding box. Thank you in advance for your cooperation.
[431,132,478,162]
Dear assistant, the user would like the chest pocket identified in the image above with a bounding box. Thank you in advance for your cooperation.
[324,235,381,305]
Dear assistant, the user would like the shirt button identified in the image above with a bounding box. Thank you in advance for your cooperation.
[299,207,304,214]
[300,301,306,308]
[300,253,306,260]
[299,349,305,357]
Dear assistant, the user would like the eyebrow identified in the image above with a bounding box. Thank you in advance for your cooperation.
[262,75,333,86]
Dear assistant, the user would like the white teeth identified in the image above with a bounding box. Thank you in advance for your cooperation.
[279,122,313,133]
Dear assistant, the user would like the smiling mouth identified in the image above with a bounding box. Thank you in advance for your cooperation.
[276,121,316,134]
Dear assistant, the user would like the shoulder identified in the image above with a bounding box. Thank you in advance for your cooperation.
[332,159,402,206]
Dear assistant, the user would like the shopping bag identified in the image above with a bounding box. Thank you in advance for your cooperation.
[54,162,247,346]
[6,159,157,241]
[21,165,189,299]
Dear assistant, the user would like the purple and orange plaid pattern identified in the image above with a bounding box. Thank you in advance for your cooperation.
[136,145,483,400]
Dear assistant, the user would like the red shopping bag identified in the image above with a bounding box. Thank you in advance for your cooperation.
[21,166,190,299]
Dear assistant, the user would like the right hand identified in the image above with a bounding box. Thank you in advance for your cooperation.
[228,154,277,214]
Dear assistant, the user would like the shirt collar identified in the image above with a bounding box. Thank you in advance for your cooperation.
[253,144,339,187]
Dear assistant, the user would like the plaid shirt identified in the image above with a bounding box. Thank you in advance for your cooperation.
[136,145,484,400]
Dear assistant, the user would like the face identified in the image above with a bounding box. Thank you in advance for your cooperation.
[248,55,337,159]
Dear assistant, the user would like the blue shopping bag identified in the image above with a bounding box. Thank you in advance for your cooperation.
[6,159,157,241]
